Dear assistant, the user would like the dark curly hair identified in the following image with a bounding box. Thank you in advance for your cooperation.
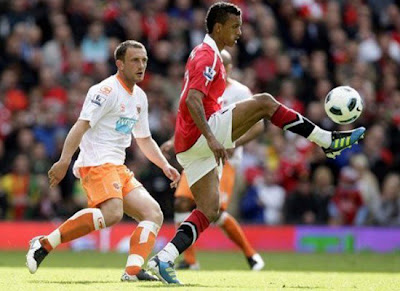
[205,2,241,34]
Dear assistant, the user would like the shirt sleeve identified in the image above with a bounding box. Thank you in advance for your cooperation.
[133,91,151,138]
[241,86,253,100]
[187,52,219,96]
[79,86,115,128]
[233,85,253,104]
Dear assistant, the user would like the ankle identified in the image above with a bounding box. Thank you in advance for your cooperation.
[125,265,141,276]
[158,243,179,262]
[39,237,53,253]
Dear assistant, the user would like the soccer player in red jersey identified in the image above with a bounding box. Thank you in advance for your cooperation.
[148,2,365,284]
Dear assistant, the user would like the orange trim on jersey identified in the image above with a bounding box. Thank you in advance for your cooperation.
[116,73,133,95]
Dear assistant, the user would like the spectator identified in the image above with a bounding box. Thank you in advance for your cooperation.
[329,167,367,225]
[42,22,75,76]
[256,170,286,225]
[350,154,380,219]
[371,173,400,226]
[312,166,334,224]
[0,154,31,219]
[31,142,51,175]
[284,176,319,225]
[362,123,393,184]
[81,21,109,64]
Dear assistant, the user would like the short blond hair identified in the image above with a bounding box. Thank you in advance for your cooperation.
[114,40,145,61]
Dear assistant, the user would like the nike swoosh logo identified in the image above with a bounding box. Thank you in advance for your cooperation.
[356,106,362,112]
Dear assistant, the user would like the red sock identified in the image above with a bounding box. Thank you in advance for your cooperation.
[270,104,298,129]
[171,209,210,253]
[271,104,314,137]
[186,209,210,234]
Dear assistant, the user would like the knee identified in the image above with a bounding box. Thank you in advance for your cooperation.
[201,205,220,223]
[174,197,196,213]
[153,205,164,226]
[103,210,123,226]
[142,203,164,226]
[253,93,280,119]
[100,199,124,226]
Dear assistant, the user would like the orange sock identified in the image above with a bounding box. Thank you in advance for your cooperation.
[40,208,105,252]
[125,221,159,276]
[219,212,255,258]
[183,244,197,265]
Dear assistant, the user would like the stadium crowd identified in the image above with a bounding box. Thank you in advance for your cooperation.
[0,0,400,226]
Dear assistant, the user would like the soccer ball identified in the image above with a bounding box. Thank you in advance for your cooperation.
[324,86,363,124]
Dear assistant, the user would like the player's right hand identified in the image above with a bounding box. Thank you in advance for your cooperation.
[207,137,228,166]
[48,159,70,187]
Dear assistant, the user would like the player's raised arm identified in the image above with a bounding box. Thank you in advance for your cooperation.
[48,119,90,187]
[186,89,228,165]
[136,136,180,188]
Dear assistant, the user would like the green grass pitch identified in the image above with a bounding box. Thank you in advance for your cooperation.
[1,251,399,290]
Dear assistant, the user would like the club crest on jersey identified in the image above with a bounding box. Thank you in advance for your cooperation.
[112,182,121,190]
[120,103,126,113]
[203,66,216,81]
[91,94,106,106]
[136,105,141,114]
[99,85,112,95]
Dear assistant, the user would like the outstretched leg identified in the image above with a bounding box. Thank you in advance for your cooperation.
[232,93,365,158]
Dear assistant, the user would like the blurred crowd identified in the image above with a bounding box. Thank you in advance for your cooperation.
[0,0,400,226]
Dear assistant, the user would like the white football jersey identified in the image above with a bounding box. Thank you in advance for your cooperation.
[73,74,151,177]
[220,79,252,167]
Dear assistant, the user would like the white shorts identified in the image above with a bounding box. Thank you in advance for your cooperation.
[176,104,236,187]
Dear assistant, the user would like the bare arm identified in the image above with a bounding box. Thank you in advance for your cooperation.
[186,89,228,165]
[136,136,171,169]
[136,136,180,187]
[48,119,90,187]
[160,135,174,157]
[235,120,264,147]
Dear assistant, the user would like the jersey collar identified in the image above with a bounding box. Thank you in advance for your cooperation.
[203,34,223,61]
[116,73,134,95]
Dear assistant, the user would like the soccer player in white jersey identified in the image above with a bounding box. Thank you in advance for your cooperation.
[26,40,180,282]
[162,50,265,271]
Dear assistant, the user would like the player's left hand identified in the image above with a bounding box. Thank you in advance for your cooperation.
[162,164,180,188]
[226,148,235,158]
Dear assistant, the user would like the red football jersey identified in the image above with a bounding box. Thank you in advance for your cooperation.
[174,35,226,153]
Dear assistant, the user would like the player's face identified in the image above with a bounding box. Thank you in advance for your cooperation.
[221,14,242,47]
[121,47,148,83]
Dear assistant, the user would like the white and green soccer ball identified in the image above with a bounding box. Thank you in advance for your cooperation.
[324,86,363,124]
